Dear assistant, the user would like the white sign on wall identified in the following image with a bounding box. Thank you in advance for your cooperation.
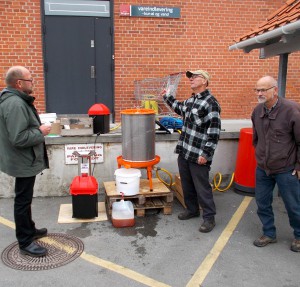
[65,144,104,164]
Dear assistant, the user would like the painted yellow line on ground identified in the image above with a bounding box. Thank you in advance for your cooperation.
[80,252,171,287]
[0,216,170,287]
[187,196,253,287]
[0,216,15,229]
[39,237,77,254]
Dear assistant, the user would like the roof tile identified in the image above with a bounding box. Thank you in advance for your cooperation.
[235,0,300,42]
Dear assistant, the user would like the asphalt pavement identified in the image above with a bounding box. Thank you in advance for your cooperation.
[0,188,299,287]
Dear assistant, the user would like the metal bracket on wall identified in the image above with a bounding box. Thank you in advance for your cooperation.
[91,66,95,79]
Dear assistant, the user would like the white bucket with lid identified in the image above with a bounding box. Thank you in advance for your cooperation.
[114,168,141,196]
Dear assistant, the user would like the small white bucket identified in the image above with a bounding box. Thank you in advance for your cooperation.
[114,168,141,196]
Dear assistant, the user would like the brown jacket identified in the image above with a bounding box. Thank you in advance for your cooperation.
[251,97,300,175]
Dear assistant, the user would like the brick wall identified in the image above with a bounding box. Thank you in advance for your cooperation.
[0,0,45,113]
[114,0,300,120]
[1,0,299,119]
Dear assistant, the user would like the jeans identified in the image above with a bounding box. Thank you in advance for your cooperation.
[178,155,216,220]
[255,167,300,239]
[14,176,37,248]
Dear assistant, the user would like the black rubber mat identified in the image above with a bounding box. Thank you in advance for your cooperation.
[1,233,84,271]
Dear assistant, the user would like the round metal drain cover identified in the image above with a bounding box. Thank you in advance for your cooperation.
[1,233,84,271]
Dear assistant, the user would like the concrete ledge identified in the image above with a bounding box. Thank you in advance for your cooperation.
[45,131,240,145]
[45,119,252,145]
[0,119,252,198]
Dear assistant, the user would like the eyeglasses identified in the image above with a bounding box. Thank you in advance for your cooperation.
[18,79,33,83]
[253,86,275,93]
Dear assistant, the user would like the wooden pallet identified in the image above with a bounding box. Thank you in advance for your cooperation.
[104,178,173,217]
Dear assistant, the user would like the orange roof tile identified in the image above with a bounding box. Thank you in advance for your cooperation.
[236,0,300,42]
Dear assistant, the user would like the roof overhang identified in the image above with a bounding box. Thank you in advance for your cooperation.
[229,20,300,59]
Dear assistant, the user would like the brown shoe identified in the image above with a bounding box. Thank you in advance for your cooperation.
[291,239,300,252]
[253,235,277,247]
[199,219,215,233]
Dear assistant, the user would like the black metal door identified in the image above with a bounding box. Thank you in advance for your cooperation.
[95,17,114,114]
[43,16,113,115]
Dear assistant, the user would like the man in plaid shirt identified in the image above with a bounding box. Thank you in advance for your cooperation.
[163,69,221,232]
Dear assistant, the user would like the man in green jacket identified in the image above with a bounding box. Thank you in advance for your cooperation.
[0,66,51,257]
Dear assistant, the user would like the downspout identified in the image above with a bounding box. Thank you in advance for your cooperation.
[278,53,289,98]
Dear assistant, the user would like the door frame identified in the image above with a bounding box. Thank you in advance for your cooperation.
[40,0,115,120]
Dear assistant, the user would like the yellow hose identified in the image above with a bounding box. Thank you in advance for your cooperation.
[155,166,234,193]
[110,123,121,131]
[155,167,174,188]
[212,172,235,192]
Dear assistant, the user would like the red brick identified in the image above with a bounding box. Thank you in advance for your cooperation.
[1,0,298,119]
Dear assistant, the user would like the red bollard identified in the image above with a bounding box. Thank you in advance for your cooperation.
[234,128,257,196]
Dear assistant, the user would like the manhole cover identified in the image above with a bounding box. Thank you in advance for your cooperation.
[1,233,84,271]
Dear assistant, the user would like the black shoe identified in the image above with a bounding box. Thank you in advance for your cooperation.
[199,219,215,233]
[178,210,200,220]
[20,242,47,257]
[33,228,48,240]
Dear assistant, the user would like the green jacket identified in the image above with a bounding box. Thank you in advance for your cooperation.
[0,88,49,177]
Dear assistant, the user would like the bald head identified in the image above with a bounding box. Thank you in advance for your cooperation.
[5,66,30,87]
[4,66,33,94]
[256,75,278,89]
[255,75,278,108]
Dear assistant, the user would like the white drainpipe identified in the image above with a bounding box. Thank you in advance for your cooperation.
[229,20,300,51]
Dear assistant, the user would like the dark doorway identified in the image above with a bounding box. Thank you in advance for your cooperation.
[43,14,114,116]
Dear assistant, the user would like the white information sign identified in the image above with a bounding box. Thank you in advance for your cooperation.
[80,163,89,174]
[65,144,104,164]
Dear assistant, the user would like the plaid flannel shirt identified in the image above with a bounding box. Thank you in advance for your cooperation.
[163,89,221,165]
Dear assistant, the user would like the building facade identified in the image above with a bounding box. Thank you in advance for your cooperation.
[1,0,299,121]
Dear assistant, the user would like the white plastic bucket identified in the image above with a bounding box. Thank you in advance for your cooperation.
[112,200,135,227]
[114,168,141,196]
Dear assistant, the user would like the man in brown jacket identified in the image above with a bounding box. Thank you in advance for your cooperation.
[251,75,300,252]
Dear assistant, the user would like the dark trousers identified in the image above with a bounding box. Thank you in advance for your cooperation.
[178,155,216,220]
[14,176,36,248]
